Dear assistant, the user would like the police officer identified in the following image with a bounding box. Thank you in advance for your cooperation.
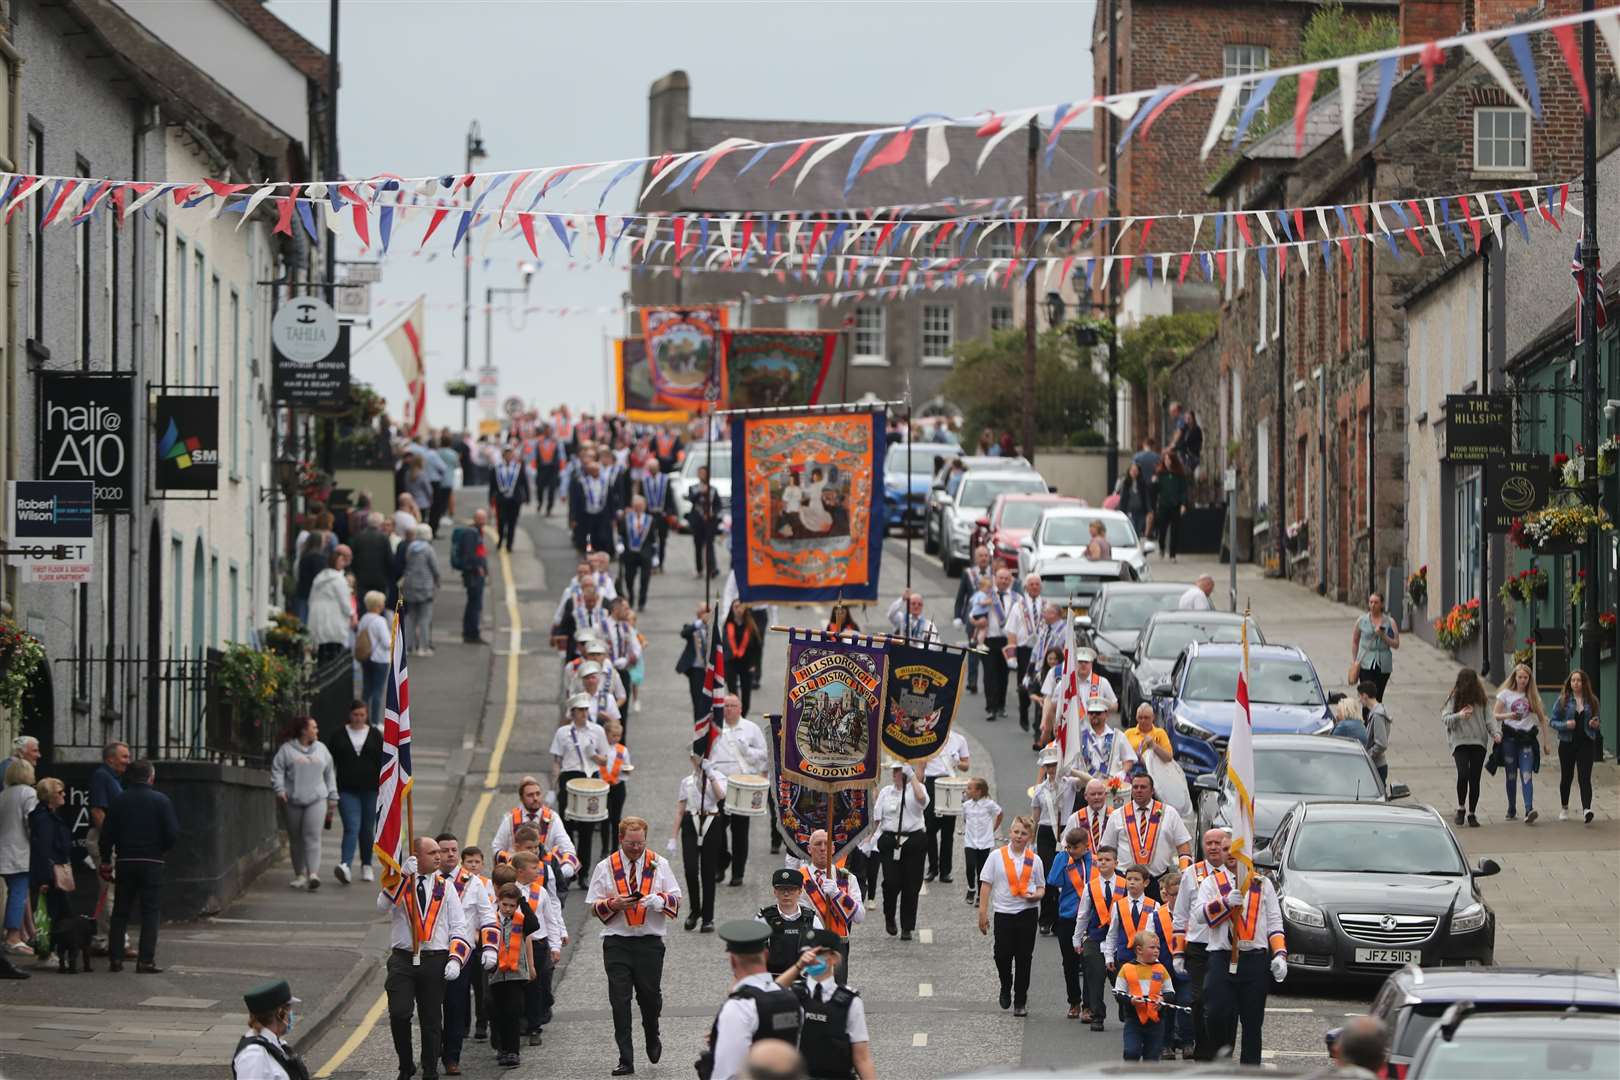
[697,921,804,1080]
[756,869,816,975]
[232,978,310,1079]
[776,930,875,1080]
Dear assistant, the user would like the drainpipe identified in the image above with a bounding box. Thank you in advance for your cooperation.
[1,27,21,611]
[1363,157,1377,601]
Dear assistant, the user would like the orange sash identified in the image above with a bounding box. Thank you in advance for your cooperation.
[1119,962,1169,1023]
[602,744,627,785]
[1065,863,1088,899]
[1000,845,1035,898]
[511,805,554,838]
[497,921,526,972]
[611,851,657,927]
[538,438,558,465]
[1114,893,1169,954]
[1230,878,1263,942]
[799,866,851,936]
[404,874,446,943]
[1122,801,1164,866]
[1088,873,1124,926]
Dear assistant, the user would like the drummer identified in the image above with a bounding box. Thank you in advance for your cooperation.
[550,693,611,871]
[488,776,580,884]
[708,695,769,887]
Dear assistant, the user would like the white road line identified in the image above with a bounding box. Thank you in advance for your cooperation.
[918,983,933,997]
[919,883,929,896]
[918,929,934,944]
[1266,1007,1317,1013]
[912,1033,929,1047]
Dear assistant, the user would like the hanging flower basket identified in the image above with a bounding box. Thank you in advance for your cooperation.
[1406,565,1428,608]
[0,619,46,716]
[1433,599,1481,651]
[1599,437,1619,478]
[1517,504,1613,554]
[1498,567,1549,606]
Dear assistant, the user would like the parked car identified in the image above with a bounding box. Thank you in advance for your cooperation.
[1016,507,1153,582]
[670,442,731,532]
[1074,582,1190,697]
[883,440,960,533]
[1152,641,1340,779]
[1370,965,1620,1079]
[1031,558,1139,617]
[923,454,1032,555]
[1191,733,1404,852]
[1405,1006,1616,1080]
[971,492,1085,570]
[1260,801,1498,982]
[1122,611,1265,714]
[936,468,1050,577]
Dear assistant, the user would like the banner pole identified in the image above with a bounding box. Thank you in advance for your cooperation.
[904,385,913,610]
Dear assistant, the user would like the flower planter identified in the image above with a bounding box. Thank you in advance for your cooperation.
[1534,540,1581,557]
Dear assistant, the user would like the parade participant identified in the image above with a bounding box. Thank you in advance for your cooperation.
[530,426,566,516]
[1159,871,1194,1058]
[602,718,632,852]
[673,756,728,932]
[606,598,643,707]
[826,603,861,636]
[1113,930,1175,1062]
[923,729,970,883]
[487,883,540,1069]
[576,638,629,712]
[578,662,624,728]
[637,457,676,570]
[551,579,612,661]
[1042,646,1120,745]
[510,851,565,1048]
[232,979,309,1080]
[551,693,612,870]
[458,847,493,1043]
[777,930,877,1080]
[1072,699,1137,788]
[487,776,579,882]
[723,601,762,715]
[1072,844,1127,1032]
[1046,827,1093,1020]
[652,426,684,473]
[1178,576,1215,611]
[1494,661,1551,823]
[796,828,863,982]
[568,455,615,554]
[677,602,714,719]
[952,545,993,694]
[379,836,473,1080]
[618,496,656,610]
[1102,864,1173,972]
[981,566,1018,722]
[1197,863,1287,1065]
[885,589,939,642]
[757,868,816,975]
[489,447,529,552]
[1101,772,1192,901]
[1003,574,1048,732]
[587,549,620,603]
[1029,746,1064,934]
[698,921,804,1080]
[709,694,769,886]
[1171,828,1231,1061]
[551,560,596,618]
[688,464,722,580]
[977,815,1045,1016]
[1062,778,1111,857]
[435,833,494,1076]
[960,777,1003,907]
[587,817,680,1076]
[873,763,930,940]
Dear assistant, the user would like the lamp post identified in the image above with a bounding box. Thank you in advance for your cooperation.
[462,120,488,433]
[1044,291,1105,452]
[486,263,537,432]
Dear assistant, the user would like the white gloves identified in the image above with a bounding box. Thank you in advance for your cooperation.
[952,617,964,629]
[643,894,664,913]
[482,951,497,972]
[403,856,418,876]
[666,838,678,853]
[1270,955,1288,983]
[444,959,463,982]
[1173,956,1187,977]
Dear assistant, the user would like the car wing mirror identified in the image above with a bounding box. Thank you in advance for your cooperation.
[1151,685,1174,698]
[1474,858,1501,878]
[1252,849,1278,872]
[1386,782,1411,800]
[1192,773,1219,792]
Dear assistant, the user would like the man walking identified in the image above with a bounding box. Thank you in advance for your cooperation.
[350,512,395,604]
[1178,576,1215,611]
[98,759,179,972]
[568,455,615,555]
[637,458,675,571]
[489,447,529,553]
[453,510,489,645]
[709,696,769,886]
[530,426,565,516]
[1101,772,1192,902]
[953,545,992,694]
[380,836,472,1080]
[1171,829,1230,1061]
[923,729,970,884]
[587,817,680,1076]
[618,494,655,610]
[1004,573,1047,732]
[981,567,1017,722]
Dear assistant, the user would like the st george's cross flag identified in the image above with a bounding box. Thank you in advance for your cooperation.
[1227,617,1259,891]
[373,613,413,889]
[1055,612,1083,770]
[695,642,725,758]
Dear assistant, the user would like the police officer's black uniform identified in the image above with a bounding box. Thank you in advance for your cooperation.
[757,868,816,975]
[791,930,866,1080]
[695,921,804,1080]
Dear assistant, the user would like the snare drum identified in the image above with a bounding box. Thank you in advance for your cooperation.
[565,777,610,822]
[724,774,769,817]
[933,776,969,816]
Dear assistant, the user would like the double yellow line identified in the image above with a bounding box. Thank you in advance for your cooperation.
[315,541,522,1077]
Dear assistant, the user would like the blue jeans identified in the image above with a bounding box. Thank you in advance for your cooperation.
[2,871,29,931]
[338,790,377,867]
[1503,736,1537,814]
[362,660,388,727]
[1122,1012,1167,1061]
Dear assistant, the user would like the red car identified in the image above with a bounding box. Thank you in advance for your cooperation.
[971,493,1085,571]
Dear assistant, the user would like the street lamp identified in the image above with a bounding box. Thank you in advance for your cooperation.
[462,120,489,432]
[485,262,537,438]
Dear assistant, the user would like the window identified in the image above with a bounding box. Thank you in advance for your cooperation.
[1273,255,1282,341]
[176,237,188,375]
[853,305,886,364]
[851,226,879,256]
[990,305,1015,331]
[1232,365,1243,433]
[986,226,1016,260]
[211,274,221,386]
[210,554,220,649]
[784,302,817,330]
[26,127,44,344]
[921,304,955,364]
[229,565,240,646]
[1224,44,1271,123]
[1256,255,1269,352]
[1256,418,1270,511]
[1454,472,1481,604]
[230,290,240,476]
[1474,108,1529,172]
[193,249,205,382]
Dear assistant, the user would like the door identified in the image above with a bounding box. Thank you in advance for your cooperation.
[1338,419,1351,599]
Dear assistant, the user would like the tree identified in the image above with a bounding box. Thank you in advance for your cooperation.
[1255,1,1399,139]
[1117,311,1218,393]
[942,326,1108,448]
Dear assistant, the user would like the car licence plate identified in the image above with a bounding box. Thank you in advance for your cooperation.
[1354,948,1420,965]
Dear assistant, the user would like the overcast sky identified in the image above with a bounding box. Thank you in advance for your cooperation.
[267,0,1097,429]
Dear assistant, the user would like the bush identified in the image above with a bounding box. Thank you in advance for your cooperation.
[1068,429,1108,448]
[941,327,1107,447]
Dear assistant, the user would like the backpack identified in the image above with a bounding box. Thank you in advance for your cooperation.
[449,525,475,571]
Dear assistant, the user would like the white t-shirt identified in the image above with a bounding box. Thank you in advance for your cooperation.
[549,721,610,775]
[1178,586,1213,611]
[961,797,1002,850]
[978,844,1045,915]
[358,611,393,663]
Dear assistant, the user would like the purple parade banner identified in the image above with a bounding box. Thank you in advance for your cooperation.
[768,711,878,865]
[777,629,887,791]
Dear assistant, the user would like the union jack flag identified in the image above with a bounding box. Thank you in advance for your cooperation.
[1572,241,1608,344]
[1055,612,1082,769]
[373,613,413,889]
[694,641,724,758]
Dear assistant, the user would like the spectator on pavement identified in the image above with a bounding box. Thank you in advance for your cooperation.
[1176,409,1204,477]
[394,492,422,543]
[99,759,179,972]
[271,716,339,891]
[1330,698,1368,743]
[1152,452,1187,562]
[328,700,384,885]
[1493,662,1551,824]
[1358,681,1392,784]
[1113,462,1153,542]
[1124,703,1173,764]
[1350,593,1399,699]
[454,508,490,644]
[1178,576,1214,611]
[308,545,356,663]
[402,523,441,657]
[291,531,328,624]
[5,736,40,788]
[1442,668,1498,828]
[1551,669,1601,824]
[403,453,435,523]
[356,591,393,726]
[1,758,37,956]
[29,777,72,959]
[350,512,395,605]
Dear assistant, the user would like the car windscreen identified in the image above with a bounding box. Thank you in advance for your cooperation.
[886,443,958,477]
[1098,591,1183,631]
[958,476,1046,509]
[1253,748,1379,797]
[1288,820,1467,874]
[1183,656,1324,706]
[1144,620,1256,659]
[683,448,731,481]
[997,500,1057,529]
[1041,515,1138,548]
[1416,1032,1618,1079]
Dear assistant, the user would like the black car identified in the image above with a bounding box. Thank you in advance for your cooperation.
[1123,611,1265,715]
[1076,582,1189,695]
[1259,801,1498,982]
[1192,733,1407,852]
[1406,1006,1619,1080]
[1369,965,1620,1078]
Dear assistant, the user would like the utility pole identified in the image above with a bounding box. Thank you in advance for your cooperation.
[321,0,339,478]
[1579,0,1602,685]
[1105,0,1121,493]
[1023,117,1038,464]
[462,121,488,433]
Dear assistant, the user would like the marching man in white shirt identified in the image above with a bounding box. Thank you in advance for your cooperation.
[873,762,930,940]
[708,695,769,886]
[577,661,624,727]
[1042,646,1119,745]
[794,828,864,982]
[487,775,579,882]
[886,589,940,642]
[1003,574,1048,733]
[923,729,971,884]
[551,694,612,872]
[1101,771,1193,902]
[1172,828,1232,1061]
[379,836,473,1080]
[1195,855,1287,1066]
[1063,777,1113,856]
[586,816,681,1077]
[1071,697,1138,790]
[437,833,495,1076]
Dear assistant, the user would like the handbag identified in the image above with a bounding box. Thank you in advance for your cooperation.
[52,863,75,893]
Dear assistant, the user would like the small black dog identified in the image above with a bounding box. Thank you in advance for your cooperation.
[54,913,95,974]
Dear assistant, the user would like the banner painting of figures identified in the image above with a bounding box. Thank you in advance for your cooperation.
[881,641,967,766]
[729,410,884,603]
[615,338,687,423]
[769,711,877,864]
[721,329,837,410]
[639,305,726,408]
[778,631,887,790]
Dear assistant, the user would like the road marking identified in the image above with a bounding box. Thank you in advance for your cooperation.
[918,982,933,997]
[912,1033,928,1047]
[918,928,934,944]
[313,991,387,1078]
[1266,1007,1317,1013]
[919,883,928,896]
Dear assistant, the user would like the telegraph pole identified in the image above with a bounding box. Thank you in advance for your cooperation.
[1023,117,1038,464]
[1105,0,1121,493]
[1579,0,1602,684]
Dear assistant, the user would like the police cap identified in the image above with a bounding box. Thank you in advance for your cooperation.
[718,920,772,954]
[243,978,298,1015]
[771,868,802,889]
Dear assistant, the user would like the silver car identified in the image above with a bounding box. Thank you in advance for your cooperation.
[937,468,1049,577]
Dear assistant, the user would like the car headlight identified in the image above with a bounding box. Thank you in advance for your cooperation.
[1173,712,1214,741]
[1311,719,1334,735]
[1452,902,1488,933]
[951,519,973,539]
[1281,895,1325,928]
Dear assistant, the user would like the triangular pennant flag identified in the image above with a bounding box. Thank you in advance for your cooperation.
[1201,80,1243,160]
[517,213,539,258]
[795,133,857,192]
[1115,88,1171,155]
[235,184,279,231]
[1255,210,1277,245]
[1338,59,1358,156]
[977,109,1038,172]
[1191,213,1206,248]
[1598,14,1620,84]
[1421,198,1445,251]
[844,133,885,197]
[1550,25,1591,114]
[598,161,641,208]
[767,141,816,186]
[1369,56,1398,143]
[925,124,950,185]
[1293,70,1319,155]
[640,152,695,201]
[1477,194,1502,246]
[1231,74,1279,148]
[1462,38,1533,116]
[1505,33,1542,120]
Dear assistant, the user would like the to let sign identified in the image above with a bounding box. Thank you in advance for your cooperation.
[8,480,94,583]
[1483,454,1553,533]
[38,372,135,512]
[1444,394,1510,462]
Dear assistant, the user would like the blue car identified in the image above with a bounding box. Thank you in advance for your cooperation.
[1149,641,1343,780]
[883,440,959,532]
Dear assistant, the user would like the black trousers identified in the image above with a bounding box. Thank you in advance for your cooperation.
[558,770,596,870]
[993,908,1039,1007]
[877,830,927,931]
[924,776,957,879]
[1559,737,1597,810]
[1453,745,1486,813]
[718,806,751,883]
[964,847,991,903]
[109,859,164,964]
[620,550,651,609]
[724,665,753,716]
[471,953,489,1033]
[573,511,611,554]
[490,980,526,1056]
[1014,645,1034,728]
[429,483,449,534]
[602,782,627,856]
[535,466,559,513]
[1155,506,1181,560]
[1035,829,1058,929]
[846,847,880,904]
[1081,937,1110,1024]
[523,939,554,1032]
[386,947,448,1075]
[495,497,522,550]
[680,813,725,925]
[1203,948,1269,1065]
[1186,942,1215,1060]
[1055,915,1083,1006]
[603,935,665,1065]
[692,522,718,576]
[654,518,669,563]
[686,670,707,719]
[984,636,1010,713]
[1357,665,1392,701]
[442,962,473,1064]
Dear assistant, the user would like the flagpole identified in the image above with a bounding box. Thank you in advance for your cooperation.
[386,600,423,963]
[1230,606,1253,975]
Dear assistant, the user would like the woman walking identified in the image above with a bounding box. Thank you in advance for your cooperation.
[402,523,441,657]
[1493,662,1551,824]
[722,600,761,715]
[291,531,328,624]
[977,815,1045,1017]
[1113,462,1153,542]
[271,716,338,890]
[1441,669,1498,828]
[356,591,393,726]
[308,545,356,664]
[1552,670,1601,824]
[29,778,72,962]
[0,758,37,956]
[326,701,383,884]
[1152,453,1187,563]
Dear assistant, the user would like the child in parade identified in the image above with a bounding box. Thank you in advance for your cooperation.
[488,883,541,1069]
[960,777,1003,906]
[1114,928,1175,1061]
